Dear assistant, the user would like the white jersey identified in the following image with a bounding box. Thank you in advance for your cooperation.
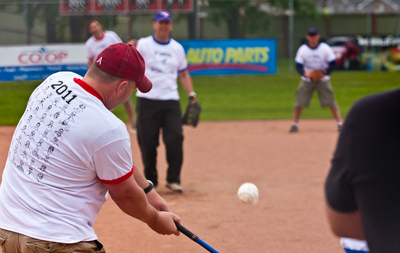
[136,36,187,100]
[0,72,133,243]
[295,42,336,82]
[85,31,122,61]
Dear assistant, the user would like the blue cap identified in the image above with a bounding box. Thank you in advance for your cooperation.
[307,27,318,36]
[154,10,172,22]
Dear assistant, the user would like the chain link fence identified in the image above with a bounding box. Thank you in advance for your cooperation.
[1,0,400,57]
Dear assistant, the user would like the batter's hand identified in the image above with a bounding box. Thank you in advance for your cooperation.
[148,212,181,236]
[147,190,169,211]
[127,39,138,48]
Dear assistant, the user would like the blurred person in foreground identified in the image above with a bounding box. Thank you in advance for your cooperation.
[289,27,343,133]
[128,10,198,193]
[0,43,180,253]
[325,88,400,252]
[86,18,137,133]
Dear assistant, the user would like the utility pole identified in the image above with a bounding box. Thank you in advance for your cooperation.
[24,0,28,44]
[288,0,294,75]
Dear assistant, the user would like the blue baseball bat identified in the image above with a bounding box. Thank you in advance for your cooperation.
[175,222,220,253]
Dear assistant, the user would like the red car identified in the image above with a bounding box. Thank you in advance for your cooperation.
[326,36,361,70]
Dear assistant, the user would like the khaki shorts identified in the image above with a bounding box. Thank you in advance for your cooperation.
[295,79,337,107]
[0,228,106,253]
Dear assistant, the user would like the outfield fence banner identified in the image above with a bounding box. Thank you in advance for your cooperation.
[178,38,277,76]
[0,44,87,82]
[59,0,193,15]
[0,39,277,82]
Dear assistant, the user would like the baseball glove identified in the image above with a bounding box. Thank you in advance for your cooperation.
[308,69,325,82]
[182,96,202,127]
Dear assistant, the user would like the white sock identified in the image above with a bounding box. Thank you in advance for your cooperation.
[292,122,298,127]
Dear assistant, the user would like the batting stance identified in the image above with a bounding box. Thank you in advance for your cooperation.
[0,43,180,253]
[129,10,197,193]
[289,27,343,133]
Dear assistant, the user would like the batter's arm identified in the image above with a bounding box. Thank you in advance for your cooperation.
[325,203,365,240]
[132,164,170,211]
[178,69,195,96]
[105,175,180,235]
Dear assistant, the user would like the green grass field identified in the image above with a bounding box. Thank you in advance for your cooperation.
[1,59,399,126]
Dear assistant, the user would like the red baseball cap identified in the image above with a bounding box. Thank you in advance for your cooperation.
[95,43,152,93]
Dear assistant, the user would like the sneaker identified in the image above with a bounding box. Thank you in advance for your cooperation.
[166,182,183,193]
[289,125,299,133]
[338,124,342,132]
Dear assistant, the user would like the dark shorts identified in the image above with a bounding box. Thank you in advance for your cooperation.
[0,228,106,253]
[295,79,337,107]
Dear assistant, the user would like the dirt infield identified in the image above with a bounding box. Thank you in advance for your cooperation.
[0,120,344,253]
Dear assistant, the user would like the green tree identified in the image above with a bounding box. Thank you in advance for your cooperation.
[208,0,318,39]
[36,2,62,43]
[0,0,63,43]
[0,1,123,44]
[0,0,43,43]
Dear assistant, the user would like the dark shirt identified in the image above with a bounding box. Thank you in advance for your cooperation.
[325,88,400,253]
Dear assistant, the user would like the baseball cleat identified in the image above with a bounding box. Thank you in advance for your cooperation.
[289,125,299,133]
[166,182,183,193]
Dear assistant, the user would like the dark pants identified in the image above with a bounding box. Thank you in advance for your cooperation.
[136,97,184,187]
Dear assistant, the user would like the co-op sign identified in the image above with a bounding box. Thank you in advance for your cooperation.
[0,44,87,81]
[179,38,277,75]
[18,49,68,64]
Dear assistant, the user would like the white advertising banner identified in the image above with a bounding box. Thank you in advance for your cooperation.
[0,44,87,81]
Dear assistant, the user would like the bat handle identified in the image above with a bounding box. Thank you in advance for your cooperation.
[175,222,199,241]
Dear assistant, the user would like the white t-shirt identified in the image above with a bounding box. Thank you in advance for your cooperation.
[295,42,336,82]
[85,31,122,61]
[136,36,188,101]
[0,72,133,243]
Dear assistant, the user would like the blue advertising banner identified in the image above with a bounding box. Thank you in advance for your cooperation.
[0,44,87,82]
[178,38,277,76]
[0,65,87,81]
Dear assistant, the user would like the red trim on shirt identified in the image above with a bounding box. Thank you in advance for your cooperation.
[94,31,105,41]
[100,166,134,185]
[74,78,103,103]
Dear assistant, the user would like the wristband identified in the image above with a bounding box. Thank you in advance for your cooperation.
[144,180,154,194]
[189,91,196,97]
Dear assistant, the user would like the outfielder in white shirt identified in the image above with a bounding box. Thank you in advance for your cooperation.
[85,19,137,133]
[289,27,343,133]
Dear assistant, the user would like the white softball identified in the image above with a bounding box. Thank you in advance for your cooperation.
[237,183,259,204]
